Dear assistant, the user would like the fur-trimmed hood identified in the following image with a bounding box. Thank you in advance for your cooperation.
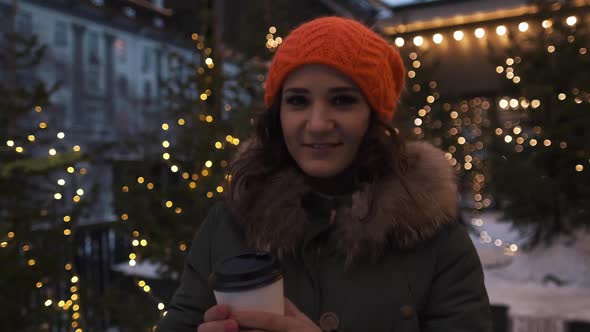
[228,141,458,264]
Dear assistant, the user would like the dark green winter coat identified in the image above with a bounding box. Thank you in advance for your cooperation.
[157,142,493,331]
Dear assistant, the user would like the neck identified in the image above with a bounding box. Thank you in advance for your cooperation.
[304,168,359,196]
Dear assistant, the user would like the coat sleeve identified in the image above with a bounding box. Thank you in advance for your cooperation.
[156,204,221,332]
[420,223,493,332]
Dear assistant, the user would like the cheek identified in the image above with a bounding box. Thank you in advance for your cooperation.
[279,113,289,140]
[279,113,297,151]
[348,114,371,145]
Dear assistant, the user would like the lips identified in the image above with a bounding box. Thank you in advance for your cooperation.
[301,143,343,155]
[303,143,342,148]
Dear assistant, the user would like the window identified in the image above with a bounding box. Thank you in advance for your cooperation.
[167,55,179,72]
[55,61,68,86]
[123,7,136,18]
[15,11,33,35]
[115,38,126,63]
[92,103,105,133]
[54,21,68,46]
[87,32,99,64]
[118,76,128,98]
[153,17,164,28]
[84,235,92,256]
[144,81,152,104]
[86,32,100,92]
[142,47,151,72]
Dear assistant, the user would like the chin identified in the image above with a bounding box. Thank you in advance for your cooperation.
[299,165,344,178]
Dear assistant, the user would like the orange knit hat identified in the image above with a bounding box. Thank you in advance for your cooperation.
[264,16,406,122]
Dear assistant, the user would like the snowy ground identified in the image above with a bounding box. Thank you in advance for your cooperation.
[468,210,590,322]
[112,259,165,280]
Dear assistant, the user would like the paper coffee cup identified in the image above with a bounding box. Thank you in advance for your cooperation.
[209,251,284,315]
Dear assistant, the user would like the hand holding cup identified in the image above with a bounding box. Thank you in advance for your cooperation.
[197,304,238,332]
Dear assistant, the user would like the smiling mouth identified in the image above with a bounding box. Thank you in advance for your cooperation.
[302,143,343,149]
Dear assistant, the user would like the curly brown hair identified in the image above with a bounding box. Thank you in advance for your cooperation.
[225,92,409,216]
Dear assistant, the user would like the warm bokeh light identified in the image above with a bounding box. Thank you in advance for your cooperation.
[542,19,552,28]
[413,36,424,47]
[474,28,485,39]
[566,16,577,26]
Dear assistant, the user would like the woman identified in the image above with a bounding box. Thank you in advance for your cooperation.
[158,16,492,332]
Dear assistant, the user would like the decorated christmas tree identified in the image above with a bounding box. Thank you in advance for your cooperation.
[488,0,590,246]
[106,30,262,329]
[0,28,90,331]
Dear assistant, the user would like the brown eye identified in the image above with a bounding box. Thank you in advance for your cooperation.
[285,95,309,107]
[332,95,359,106]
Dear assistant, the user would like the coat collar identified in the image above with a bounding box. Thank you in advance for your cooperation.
[228,141,458,264]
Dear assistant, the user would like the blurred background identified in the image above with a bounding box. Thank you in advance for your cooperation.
[0,0,589,331]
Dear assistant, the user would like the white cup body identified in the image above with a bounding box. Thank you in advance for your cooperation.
[213,277,284,315]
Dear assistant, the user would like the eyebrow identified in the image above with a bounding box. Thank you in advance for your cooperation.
[283,86,360,94]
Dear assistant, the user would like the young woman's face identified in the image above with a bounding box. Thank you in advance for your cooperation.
[280,65,371,178]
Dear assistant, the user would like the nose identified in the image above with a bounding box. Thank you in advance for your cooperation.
[306,101,334,133]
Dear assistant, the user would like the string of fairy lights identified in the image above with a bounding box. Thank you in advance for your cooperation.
[495,53,588,172]
[391,15,582,48]
[116,32,245,321]
[265,26,283,51]
[3,105,87,331]
[492,18,588,173]
[391,9,588,256]
[403,51,510,253]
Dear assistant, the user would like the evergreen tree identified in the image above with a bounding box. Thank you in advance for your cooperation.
[488,0,590,246]
[0,28,87,331]
[106,31,262,329]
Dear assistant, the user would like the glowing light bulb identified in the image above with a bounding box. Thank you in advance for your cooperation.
[566,16,577,26]
[433,33,443,44]
[413,36,424,47]
[474,28,485,39]
[542,20,552,29]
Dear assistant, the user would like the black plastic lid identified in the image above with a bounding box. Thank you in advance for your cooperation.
[209,251,284,292]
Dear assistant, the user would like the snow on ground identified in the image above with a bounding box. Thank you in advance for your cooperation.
[467,210,590,321]
[489,237,590,288]
[111,260,164,280]
[485,274,590,321]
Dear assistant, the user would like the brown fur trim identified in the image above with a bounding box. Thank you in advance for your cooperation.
[334,141,458,264]
[228,141,458,262]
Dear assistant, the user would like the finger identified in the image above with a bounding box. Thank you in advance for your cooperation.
[197,319,238,332]
[204,304,231,322]
[284,298,314,324]
[232,311,288,332]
